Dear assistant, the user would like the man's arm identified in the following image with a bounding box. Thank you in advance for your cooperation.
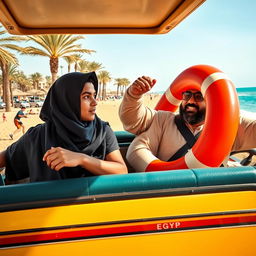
[232,116,256,151]
[119,76,157,135]
[126,112,166,172]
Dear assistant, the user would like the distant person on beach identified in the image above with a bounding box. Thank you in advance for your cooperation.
[0,72,127,184]
[28,109,36,115]
[119,76,256,172]
[9,106,28,140]
[2,112,6,122]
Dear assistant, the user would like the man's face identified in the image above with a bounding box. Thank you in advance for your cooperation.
[179,90,206,125]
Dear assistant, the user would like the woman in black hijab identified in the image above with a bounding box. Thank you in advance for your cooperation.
[0,72,127,183]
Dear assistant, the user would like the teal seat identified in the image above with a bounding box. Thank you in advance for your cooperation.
[0,174,4,186]
[1,167,256,208]
[193,166,256,186]
[115,131,135,147]
[115,131,135,143]
[114,131,136,172]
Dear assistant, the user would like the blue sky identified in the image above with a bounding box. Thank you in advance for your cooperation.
[18,0,256,92]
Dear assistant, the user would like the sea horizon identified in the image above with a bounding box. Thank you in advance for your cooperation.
[236,86,256,118]
[151,87,256,118]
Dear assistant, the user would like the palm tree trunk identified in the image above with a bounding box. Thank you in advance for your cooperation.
[98,82,102,100]
[50,57,59,83]
[117,85,120,96]
[9,80,13,107]
[103,83,106,100]
[2,78,5,103]
[1,63,11,112]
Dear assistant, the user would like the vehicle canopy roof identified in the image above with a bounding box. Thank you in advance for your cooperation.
[0,0,205,35]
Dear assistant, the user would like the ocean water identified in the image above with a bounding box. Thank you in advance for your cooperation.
[237,87,256,118]
[155,87,256,118]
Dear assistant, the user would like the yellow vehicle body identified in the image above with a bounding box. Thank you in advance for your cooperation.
[1,166,256,255]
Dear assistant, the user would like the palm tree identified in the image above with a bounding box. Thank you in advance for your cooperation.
[98,70,111,100]
[45,75,52,88]
[114,78,130,97]
[120,78,130,96]
[30,72,43,90]
[78,60,103,73]
[63,55,74,73]
[13,71,31,92]
[23,35,95,83]
[73,54,83,72]
[0,27,25,111]
[7,63,18,104]
[86,61,104,72]
[63,54,83,72]
[114,78,123,97]
[77,59,89,72]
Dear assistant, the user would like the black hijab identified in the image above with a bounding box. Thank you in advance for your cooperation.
[40,72,107,153]
[6,72,109,182]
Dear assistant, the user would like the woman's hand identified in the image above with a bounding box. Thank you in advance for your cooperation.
[43,147,83,171]
[129,76,156,96]
[43,147,128,175]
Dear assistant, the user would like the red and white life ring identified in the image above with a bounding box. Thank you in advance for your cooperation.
[146,65,240,171]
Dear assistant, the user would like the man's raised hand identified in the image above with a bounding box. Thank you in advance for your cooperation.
[129,76,157,96]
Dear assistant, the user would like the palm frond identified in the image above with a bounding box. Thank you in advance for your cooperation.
[0,44,25,52]
[59,47,94,56]
[27,35,53,55]
[20,46,50,57]
[0,36,27,43]
[0,48,18,64]
[58,35,85,49]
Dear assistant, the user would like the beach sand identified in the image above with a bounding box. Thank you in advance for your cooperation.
[0,94,253,164]
[0,94,161,151]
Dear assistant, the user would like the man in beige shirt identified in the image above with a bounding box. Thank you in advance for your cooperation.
[119,76,256,172]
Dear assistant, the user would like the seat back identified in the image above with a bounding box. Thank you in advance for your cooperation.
[115,131,136,172]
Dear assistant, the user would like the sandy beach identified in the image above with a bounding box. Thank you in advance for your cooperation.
[0,94,161,151]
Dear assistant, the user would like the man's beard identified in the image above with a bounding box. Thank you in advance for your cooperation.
[179,103,206,125]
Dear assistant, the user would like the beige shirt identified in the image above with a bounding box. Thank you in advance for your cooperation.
[119,89,256,172]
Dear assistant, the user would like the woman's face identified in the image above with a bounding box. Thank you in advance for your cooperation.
[80,82,98,121]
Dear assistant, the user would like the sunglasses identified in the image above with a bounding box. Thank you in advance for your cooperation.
[182,91,204,102]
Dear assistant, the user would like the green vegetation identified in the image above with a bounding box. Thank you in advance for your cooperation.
[0,27,130,111]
